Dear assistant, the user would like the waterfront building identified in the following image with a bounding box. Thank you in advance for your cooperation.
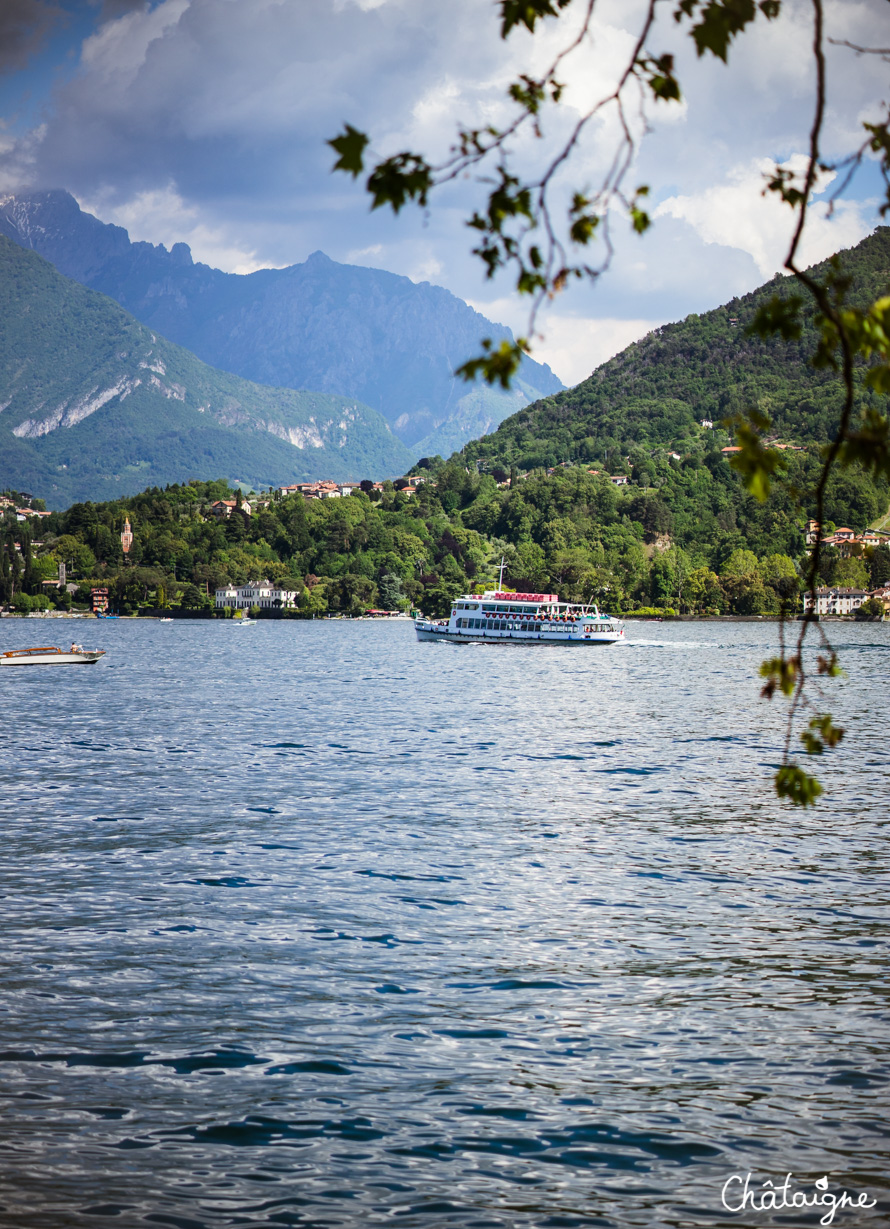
[802,587,871,616]
[214,581,300,611]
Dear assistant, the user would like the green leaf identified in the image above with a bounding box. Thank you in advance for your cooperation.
[636,53,682,103]
[839,409,890,482]
[723,409,786,502]
[508,75,547,115]
[680,0,780,63]
[764,164,805,208]
[629,186,651,235]
[800,713,844,757]
[366,153,433,213]
[327,125,369,179]
[775,764,824,807]
[863,117,890,216]
[759,654,799,699]
[456,337,527,389]
[500,0,572,38]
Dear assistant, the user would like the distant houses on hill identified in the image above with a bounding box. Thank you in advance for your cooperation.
[274,476,429,501]
[0,495,52,523]
[209,498,251,519]
[804,519,890,556]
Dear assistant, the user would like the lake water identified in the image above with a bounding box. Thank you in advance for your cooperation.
[0,618,887,1228]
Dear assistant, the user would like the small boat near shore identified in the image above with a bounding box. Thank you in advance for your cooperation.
[1,645,106,666]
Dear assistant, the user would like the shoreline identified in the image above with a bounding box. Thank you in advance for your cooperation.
[1,610,884,624]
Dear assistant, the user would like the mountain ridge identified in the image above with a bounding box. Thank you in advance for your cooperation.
[457,226,890,472]
[0,236,414,508]
[0,190,563,456]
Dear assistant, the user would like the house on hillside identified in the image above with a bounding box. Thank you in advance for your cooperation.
[209,499,252,519]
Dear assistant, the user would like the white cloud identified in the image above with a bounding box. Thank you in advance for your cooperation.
[467,293,660,386]
[532,316,661,388]
[0,0,886,378]
[80,0,189,77]
[407,254,444,284]
[654,156,873,277]
[346,243,384,263]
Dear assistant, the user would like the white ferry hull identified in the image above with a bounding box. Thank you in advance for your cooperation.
[415,625,623,644]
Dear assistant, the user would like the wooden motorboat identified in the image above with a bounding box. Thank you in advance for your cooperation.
[0,645,106,666]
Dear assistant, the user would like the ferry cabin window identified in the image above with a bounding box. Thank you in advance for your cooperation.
[482,605,495,612]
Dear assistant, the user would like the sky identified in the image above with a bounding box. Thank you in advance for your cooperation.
[0,0,887,386]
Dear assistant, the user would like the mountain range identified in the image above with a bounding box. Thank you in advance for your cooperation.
[0,236,415,507]
[0,190,562,458]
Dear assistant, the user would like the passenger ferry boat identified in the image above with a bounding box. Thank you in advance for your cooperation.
[415,591,625,645]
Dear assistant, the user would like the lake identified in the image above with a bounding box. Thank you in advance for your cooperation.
[0,618,887,1228]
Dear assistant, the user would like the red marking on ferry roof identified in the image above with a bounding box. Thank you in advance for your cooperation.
[490,592,558,602]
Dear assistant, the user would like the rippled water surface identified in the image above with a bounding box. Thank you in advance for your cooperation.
[1,618,888,1228]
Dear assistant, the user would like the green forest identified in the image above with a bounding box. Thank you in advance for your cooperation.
[2,445,888,619]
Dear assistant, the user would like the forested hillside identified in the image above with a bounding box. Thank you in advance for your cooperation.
[5,226,888,618]
[459,227,890,473]
[4,451,887,618]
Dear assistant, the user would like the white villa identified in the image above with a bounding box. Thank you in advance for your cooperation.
[215,581,300,611]
[802,587,871,616]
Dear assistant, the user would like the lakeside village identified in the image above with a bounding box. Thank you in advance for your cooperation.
[2,461,889,621]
